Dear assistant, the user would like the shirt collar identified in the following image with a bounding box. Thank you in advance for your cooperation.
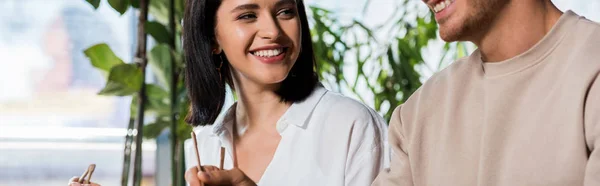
[210,86,329,135]
[211,103,236,136]
[477,10,580,77]
[277,86,327,132]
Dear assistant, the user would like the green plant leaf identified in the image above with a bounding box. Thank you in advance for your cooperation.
[129,84,170,117]
[176,121,193,141]
[176,96,192,141]
[175,0,185,21]
[108,0,129,15]
[173,49,184,69]
[98,64,143,96]
[85,0,101,9]
[84,43,125,74]
[145,21,173,45]
[148,44,173,88]
[457,42,468,58]
[146,84,170,115]
[143,120,169,139]
[397,39,422,62]
[131,0,140,8]
[149,0,170,25]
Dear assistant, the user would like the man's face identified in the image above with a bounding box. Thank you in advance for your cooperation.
[424,0,508,42]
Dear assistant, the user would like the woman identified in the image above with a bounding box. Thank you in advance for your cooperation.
[183,0,388,185]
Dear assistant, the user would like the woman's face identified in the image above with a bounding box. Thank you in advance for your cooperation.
[214,0,301,86]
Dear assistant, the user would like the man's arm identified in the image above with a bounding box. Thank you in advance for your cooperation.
[584,73,600,185]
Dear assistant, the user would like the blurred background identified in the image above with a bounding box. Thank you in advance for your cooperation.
[0,0,598,185]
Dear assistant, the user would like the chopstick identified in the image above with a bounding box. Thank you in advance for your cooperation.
[191,132,205,186]
[77,168,88,184]
[219,147,225,170]
[191,131,204,172]
[77,164,96,184]
[85,164,96,184]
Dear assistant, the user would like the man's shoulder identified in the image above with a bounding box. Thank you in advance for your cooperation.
[563,16,600,72]
[400,54,478,112]
[387,55,478,134]
[576,15,600,33]
[415,55,475,97]
[571,15,600,48]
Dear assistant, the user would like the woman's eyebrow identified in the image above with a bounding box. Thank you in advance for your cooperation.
[230,0,296,13]
[274,0,295,7]
[230,4,260,13]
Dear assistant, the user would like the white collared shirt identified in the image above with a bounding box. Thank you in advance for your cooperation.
[185,87,389,186]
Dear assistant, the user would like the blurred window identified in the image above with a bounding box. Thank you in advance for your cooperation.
[0,0,155,185]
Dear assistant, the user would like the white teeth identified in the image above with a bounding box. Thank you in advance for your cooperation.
[432,0,452,13]
[252,49,283,57]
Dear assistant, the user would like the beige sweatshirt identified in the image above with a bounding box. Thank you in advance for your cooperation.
[373,11,600,186]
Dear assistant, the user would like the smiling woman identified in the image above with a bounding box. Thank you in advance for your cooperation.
[184,0,319,126]
[182,0,388,185]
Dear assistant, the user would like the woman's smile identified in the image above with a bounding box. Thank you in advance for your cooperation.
[249,45,289,64]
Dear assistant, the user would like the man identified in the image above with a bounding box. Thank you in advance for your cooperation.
[372,0,600,185]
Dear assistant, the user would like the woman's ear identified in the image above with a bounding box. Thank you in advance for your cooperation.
[212,37,222,54]
[212,47,222,55]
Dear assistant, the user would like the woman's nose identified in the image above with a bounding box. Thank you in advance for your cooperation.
[257,16,281,40]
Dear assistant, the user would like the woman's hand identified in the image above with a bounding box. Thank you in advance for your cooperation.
[68,177,100,186]
[185,166,256,186]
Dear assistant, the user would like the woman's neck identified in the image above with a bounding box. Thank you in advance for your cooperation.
[232,73,291,134]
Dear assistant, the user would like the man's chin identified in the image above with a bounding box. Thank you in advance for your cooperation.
[439,30,462,42]
[437,18,468,42]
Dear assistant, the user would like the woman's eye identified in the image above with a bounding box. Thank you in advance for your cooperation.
[278,8,296,18]
[238,13,257,20]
